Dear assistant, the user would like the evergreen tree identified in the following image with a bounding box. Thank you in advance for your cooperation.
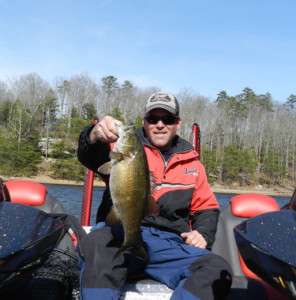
[201,148,218,184]
[285,94,296,111]
[133,115,143,128]
[261,150,286,186]
[0,134,40,176]
[110,107,124,122]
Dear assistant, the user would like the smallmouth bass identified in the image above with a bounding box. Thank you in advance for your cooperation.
[98,124,156,261]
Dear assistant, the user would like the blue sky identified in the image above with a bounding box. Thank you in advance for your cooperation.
[0,0,295,103]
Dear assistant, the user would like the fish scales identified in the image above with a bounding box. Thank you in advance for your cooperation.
[100,125,151,261]
[111,147,149,236]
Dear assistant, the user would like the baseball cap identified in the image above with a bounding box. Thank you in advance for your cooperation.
[145,92,180,116]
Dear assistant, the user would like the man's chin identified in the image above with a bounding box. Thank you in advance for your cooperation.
[152,141,169,150]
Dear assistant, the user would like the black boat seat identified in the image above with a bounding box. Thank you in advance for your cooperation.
[212,193,288,300]
[213,193,279,277]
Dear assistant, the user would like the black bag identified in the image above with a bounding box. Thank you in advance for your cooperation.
[0,201,86,300]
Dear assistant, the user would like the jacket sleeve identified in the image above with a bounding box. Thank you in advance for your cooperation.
[77,123,111,173]
[190,209,220,249]
[190,161,220,249]
[78,124,113,223]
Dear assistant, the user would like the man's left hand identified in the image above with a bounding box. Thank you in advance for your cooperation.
[180,230,207,249]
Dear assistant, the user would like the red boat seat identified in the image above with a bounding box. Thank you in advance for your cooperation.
[231,193,280,218]
[5,180,47,206]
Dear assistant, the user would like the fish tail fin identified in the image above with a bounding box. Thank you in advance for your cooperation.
[130,244,149,262]
[114,244,149,262]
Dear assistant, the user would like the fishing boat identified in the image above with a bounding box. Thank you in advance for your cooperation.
[0,178,293,300]
[0,123,294,299]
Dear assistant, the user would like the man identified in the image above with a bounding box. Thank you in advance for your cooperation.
[77,92,232,299]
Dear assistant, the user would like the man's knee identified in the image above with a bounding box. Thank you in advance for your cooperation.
[184,253,233,300]
[79,226,126,290]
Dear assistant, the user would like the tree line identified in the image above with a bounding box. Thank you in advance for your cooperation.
[0,72,295,188]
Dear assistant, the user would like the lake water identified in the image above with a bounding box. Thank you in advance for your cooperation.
[43,184,292,226]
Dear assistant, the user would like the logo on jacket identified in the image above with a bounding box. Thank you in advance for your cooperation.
[184,168,198,176]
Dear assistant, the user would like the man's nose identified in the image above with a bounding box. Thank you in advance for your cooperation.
[155,120,165,127]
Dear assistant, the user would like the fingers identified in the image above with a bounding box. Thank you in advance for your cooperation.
[180,230,207,249]
[90,116,123,143]
[193,238,207,249]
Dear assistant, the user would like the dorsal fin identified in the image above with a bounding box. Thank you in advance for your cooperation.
[149,171,157,196]
[145,171,159,215]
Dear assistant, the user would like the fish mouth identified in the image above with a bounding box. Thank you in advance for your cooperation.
[116,124,135,136]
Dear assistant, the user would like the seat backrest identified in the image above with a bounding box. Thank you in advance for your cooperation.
[212,193,279,277]
[5,180,47,206]
[230,193,280,218]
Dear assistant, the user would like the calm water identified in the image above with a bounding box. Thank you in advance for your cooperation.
[43,184,292,226]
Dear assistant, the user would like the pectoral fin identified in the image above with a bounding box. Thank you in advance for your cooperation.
[98,161,112,175]
[110,151,125,161]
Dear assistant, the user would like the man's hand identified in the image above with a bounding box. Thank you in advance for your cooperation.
[180,230,207,249]
[90,116,122,143]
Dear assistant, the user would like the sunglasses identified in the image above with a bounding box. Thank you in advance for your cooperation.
[145,114,179,125]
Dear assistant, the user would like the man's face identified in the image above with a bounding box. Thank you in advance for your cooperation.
[142,108,181,151]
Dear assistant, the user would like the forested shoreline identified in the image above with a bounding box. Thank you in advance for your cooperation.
[0,72,295,189]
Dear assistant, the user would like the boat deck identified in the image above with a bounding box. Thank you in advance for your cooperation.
[121,278,172,300]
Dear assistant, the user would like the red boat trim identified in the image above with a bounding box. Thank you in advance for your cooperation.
[80,118,98,226]
[192,123,200,159]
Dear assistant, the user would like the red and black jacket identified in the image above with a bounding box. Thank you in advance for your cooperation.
[78,124,219,248]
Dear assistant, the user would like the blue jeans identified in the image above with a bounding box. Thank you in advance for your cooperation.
[79,225,232,300]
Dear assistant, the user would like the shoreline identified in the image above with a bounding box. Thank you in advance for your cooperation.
[1,174,293,198]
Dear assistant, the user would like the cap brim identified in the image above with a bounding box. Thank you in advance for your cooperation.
[145,104,177,115]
